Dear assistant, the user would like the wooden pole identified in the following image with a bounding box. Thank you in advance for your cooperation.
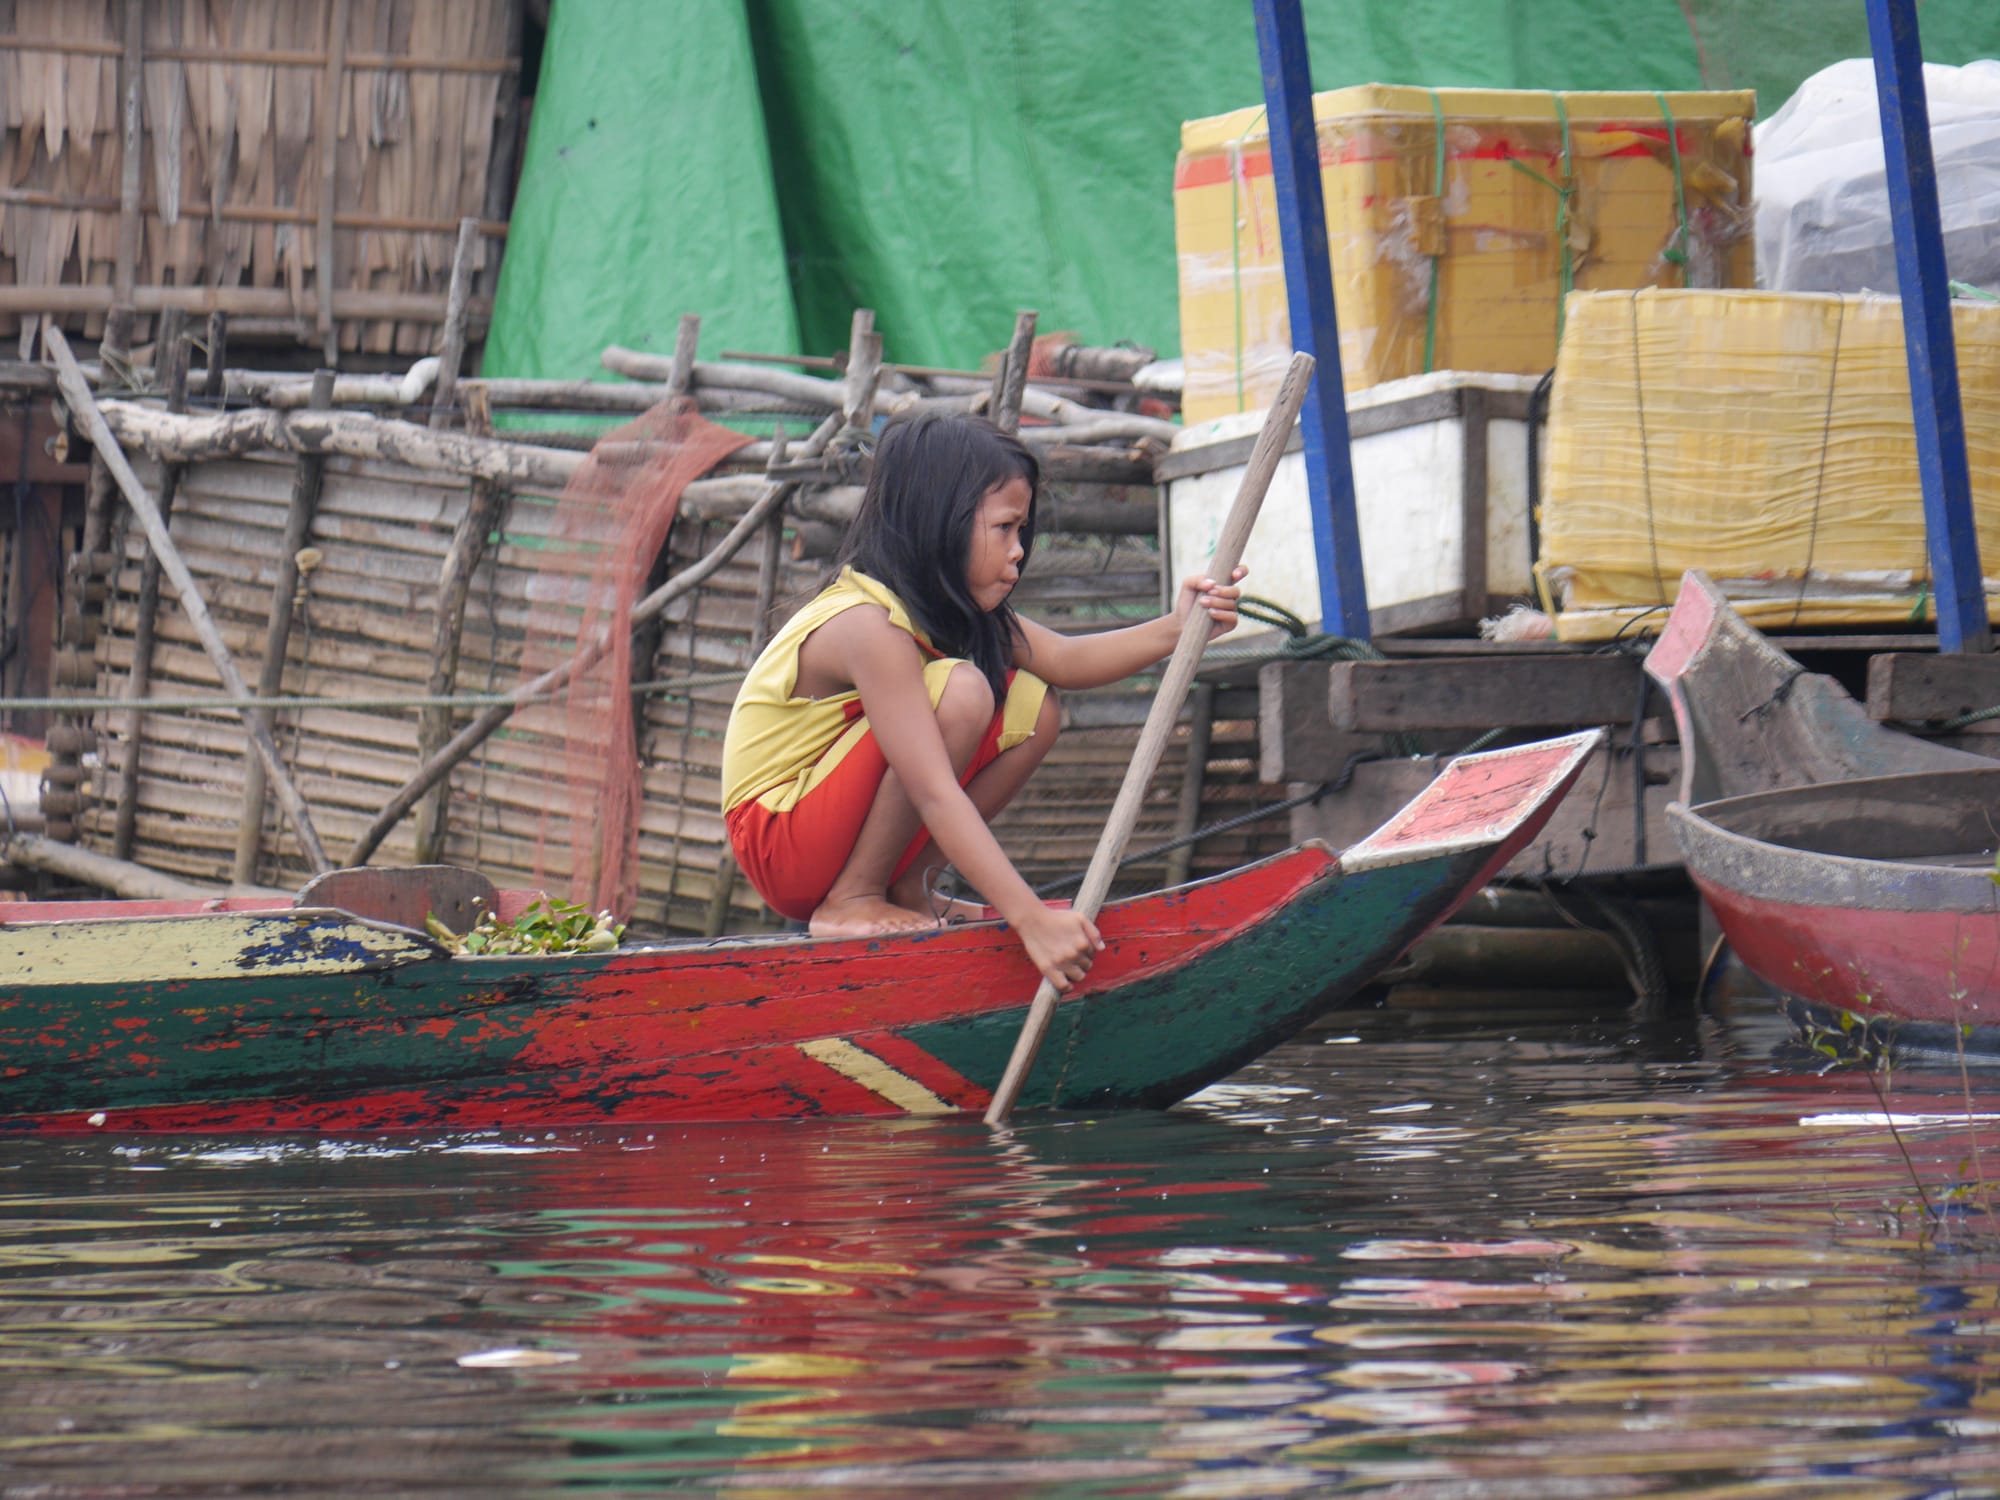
[994,310,1037,434]
[702,425,792,940]
[428,217,481,431]
[665,314,700,400]
[984,350,1008,421]
[112,313,192,861]
[44,325,333,875]
[345,412,845,867]
[98,400,588,492]
[5,834,215,901]
[107,0,146,358]
[720,346,1145,397]
[842,309,882,437]
[316,0,351,366]
[0,36,520,74]
[1164,683,1215,888]
[0,284,489,324]
[600,346,902,418]
[0,187,510,238]
[233,369,336,885]
[478,0,528,296]
[203,313,227,401]
[984,350,1314,1126]
[413,478,509,862]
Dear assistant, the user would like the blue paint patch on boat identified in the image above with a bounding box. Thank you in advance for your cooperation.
[233,916,427,973]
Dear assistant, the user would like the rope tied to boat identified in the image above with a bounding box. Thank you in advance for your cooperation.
[1028,749,1383,901]
[1234,597,1427,759]
[1736,664,1806,724]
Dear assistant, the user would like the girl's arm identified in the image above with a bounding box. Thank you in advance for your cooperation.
[1012,568,1245,690]
[827,607,1103,987]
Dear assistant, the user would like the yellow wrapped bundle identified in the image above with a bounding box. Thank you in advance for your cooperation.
[1537,289,2000,641]
[1173,86,1756,425]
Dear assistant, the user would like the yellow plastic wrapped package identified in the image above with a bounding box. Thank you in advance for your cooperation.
[1173,85,1756,426]
[1537,289,2000,641]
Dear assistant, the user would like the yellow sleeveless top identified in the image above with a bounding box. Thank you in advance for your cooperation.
[722,568,1044,816]
[723,568,920,816]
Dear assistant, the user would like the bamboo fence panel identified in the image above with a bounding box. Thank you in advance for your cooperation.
[0,0,514,353]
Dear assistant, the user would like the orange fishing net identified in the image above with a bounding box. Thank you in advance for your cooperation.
[518,398,751,919]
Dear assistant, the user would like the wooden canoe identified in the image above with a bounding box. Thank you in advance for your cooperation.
[1647,571,2000,1050]
[0,732,1600,1131]
[1643,569,1985,805]
[1669,769,2000,1038]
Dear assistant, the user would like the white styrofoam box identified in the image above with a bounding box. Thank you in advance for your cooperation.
[1160,370,1540,635]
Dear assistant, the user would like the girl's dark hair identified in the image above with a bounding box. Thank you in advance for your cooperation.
[832,410,1038,696]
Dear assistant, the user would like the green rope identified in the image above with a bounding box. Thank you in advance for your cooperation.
[1235,597,1424,756]
[1424,90,1446,373]
[1901,701,2000,735]
[1238,597,1381,659]
[1655,91,1690,281]
[1507,150,1576,338]
[1228,108,1269,416]
[1501,95,1576,343]
[1951,280,2000,302]
[1555,92,1574,340]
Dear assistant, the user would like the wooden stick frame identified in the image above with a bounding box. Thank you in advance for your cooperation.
[343,411,846,867]
[44,325,334,875]
[233,369,336,885]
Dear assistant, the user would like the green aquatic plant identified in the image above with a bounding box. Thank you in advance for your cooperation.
[1799,997,1996,1253]
[426,897,624,956]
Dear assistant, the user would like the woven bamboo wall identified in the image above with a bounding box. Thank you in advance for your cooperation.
[0,0,515,354]
[82,458,1281,931]
[87,452,498,878]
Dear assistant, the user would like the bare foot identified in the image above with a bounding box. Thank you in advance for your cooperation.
[809,893,937,939]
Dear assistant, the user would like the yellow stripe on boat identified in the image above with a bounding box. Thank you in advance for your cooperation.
[796,1037,953,1115]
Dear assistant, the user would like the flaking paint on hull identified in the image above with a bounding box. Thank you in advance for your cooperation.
[2,732,1601,1129]
[1,843,1485,1130]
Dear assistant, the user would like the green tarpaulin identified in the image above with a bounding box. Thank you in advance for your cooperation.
[482,0,2000,379]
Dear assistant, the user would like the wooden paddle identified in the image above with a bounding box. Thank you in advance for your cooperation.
[984,350,1317,1125]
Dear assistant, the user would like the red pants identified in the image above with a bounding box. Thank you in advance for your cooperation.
[726,666,1046,921]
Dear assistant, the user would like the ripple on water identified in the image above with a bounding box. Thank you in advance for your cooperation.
[0,1000,1995,1496]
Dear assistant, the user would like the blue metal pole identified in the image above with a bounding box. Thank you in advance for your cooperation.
[1252,0,1370,639]
[1867,0,1990,652]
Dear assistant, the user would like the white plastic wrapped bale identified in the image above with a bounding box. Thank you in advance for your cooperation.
[1756,59,2000,295]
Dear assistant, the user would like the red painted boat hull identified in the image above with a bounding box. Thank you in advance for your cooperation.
[1671,768,2000,1035]
[1693,880,2000,1028]
[1649,572,2000,1049]
[0,734,1603,1130]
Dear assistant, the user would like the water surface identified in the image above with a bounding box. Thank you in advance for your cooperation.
[4,998,1998,1497]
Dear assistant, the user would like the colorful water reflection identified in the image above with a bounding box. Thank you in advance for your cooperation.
[1,999,1996,1496]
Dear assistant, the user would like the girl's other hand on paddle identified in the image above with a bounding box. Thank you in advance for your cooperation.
[1016,905,1104,992]
[1176,565,1247,640]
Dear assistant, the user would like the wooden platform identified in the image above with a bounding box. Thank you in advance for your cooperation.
[1256,636,2000,880]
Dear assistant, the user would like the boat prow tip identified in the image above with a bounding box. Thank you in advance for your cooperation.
[1339,729,1600,874]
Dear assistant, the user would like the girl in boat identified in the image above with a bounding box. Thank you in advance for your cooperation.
[720,410,1243,992]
